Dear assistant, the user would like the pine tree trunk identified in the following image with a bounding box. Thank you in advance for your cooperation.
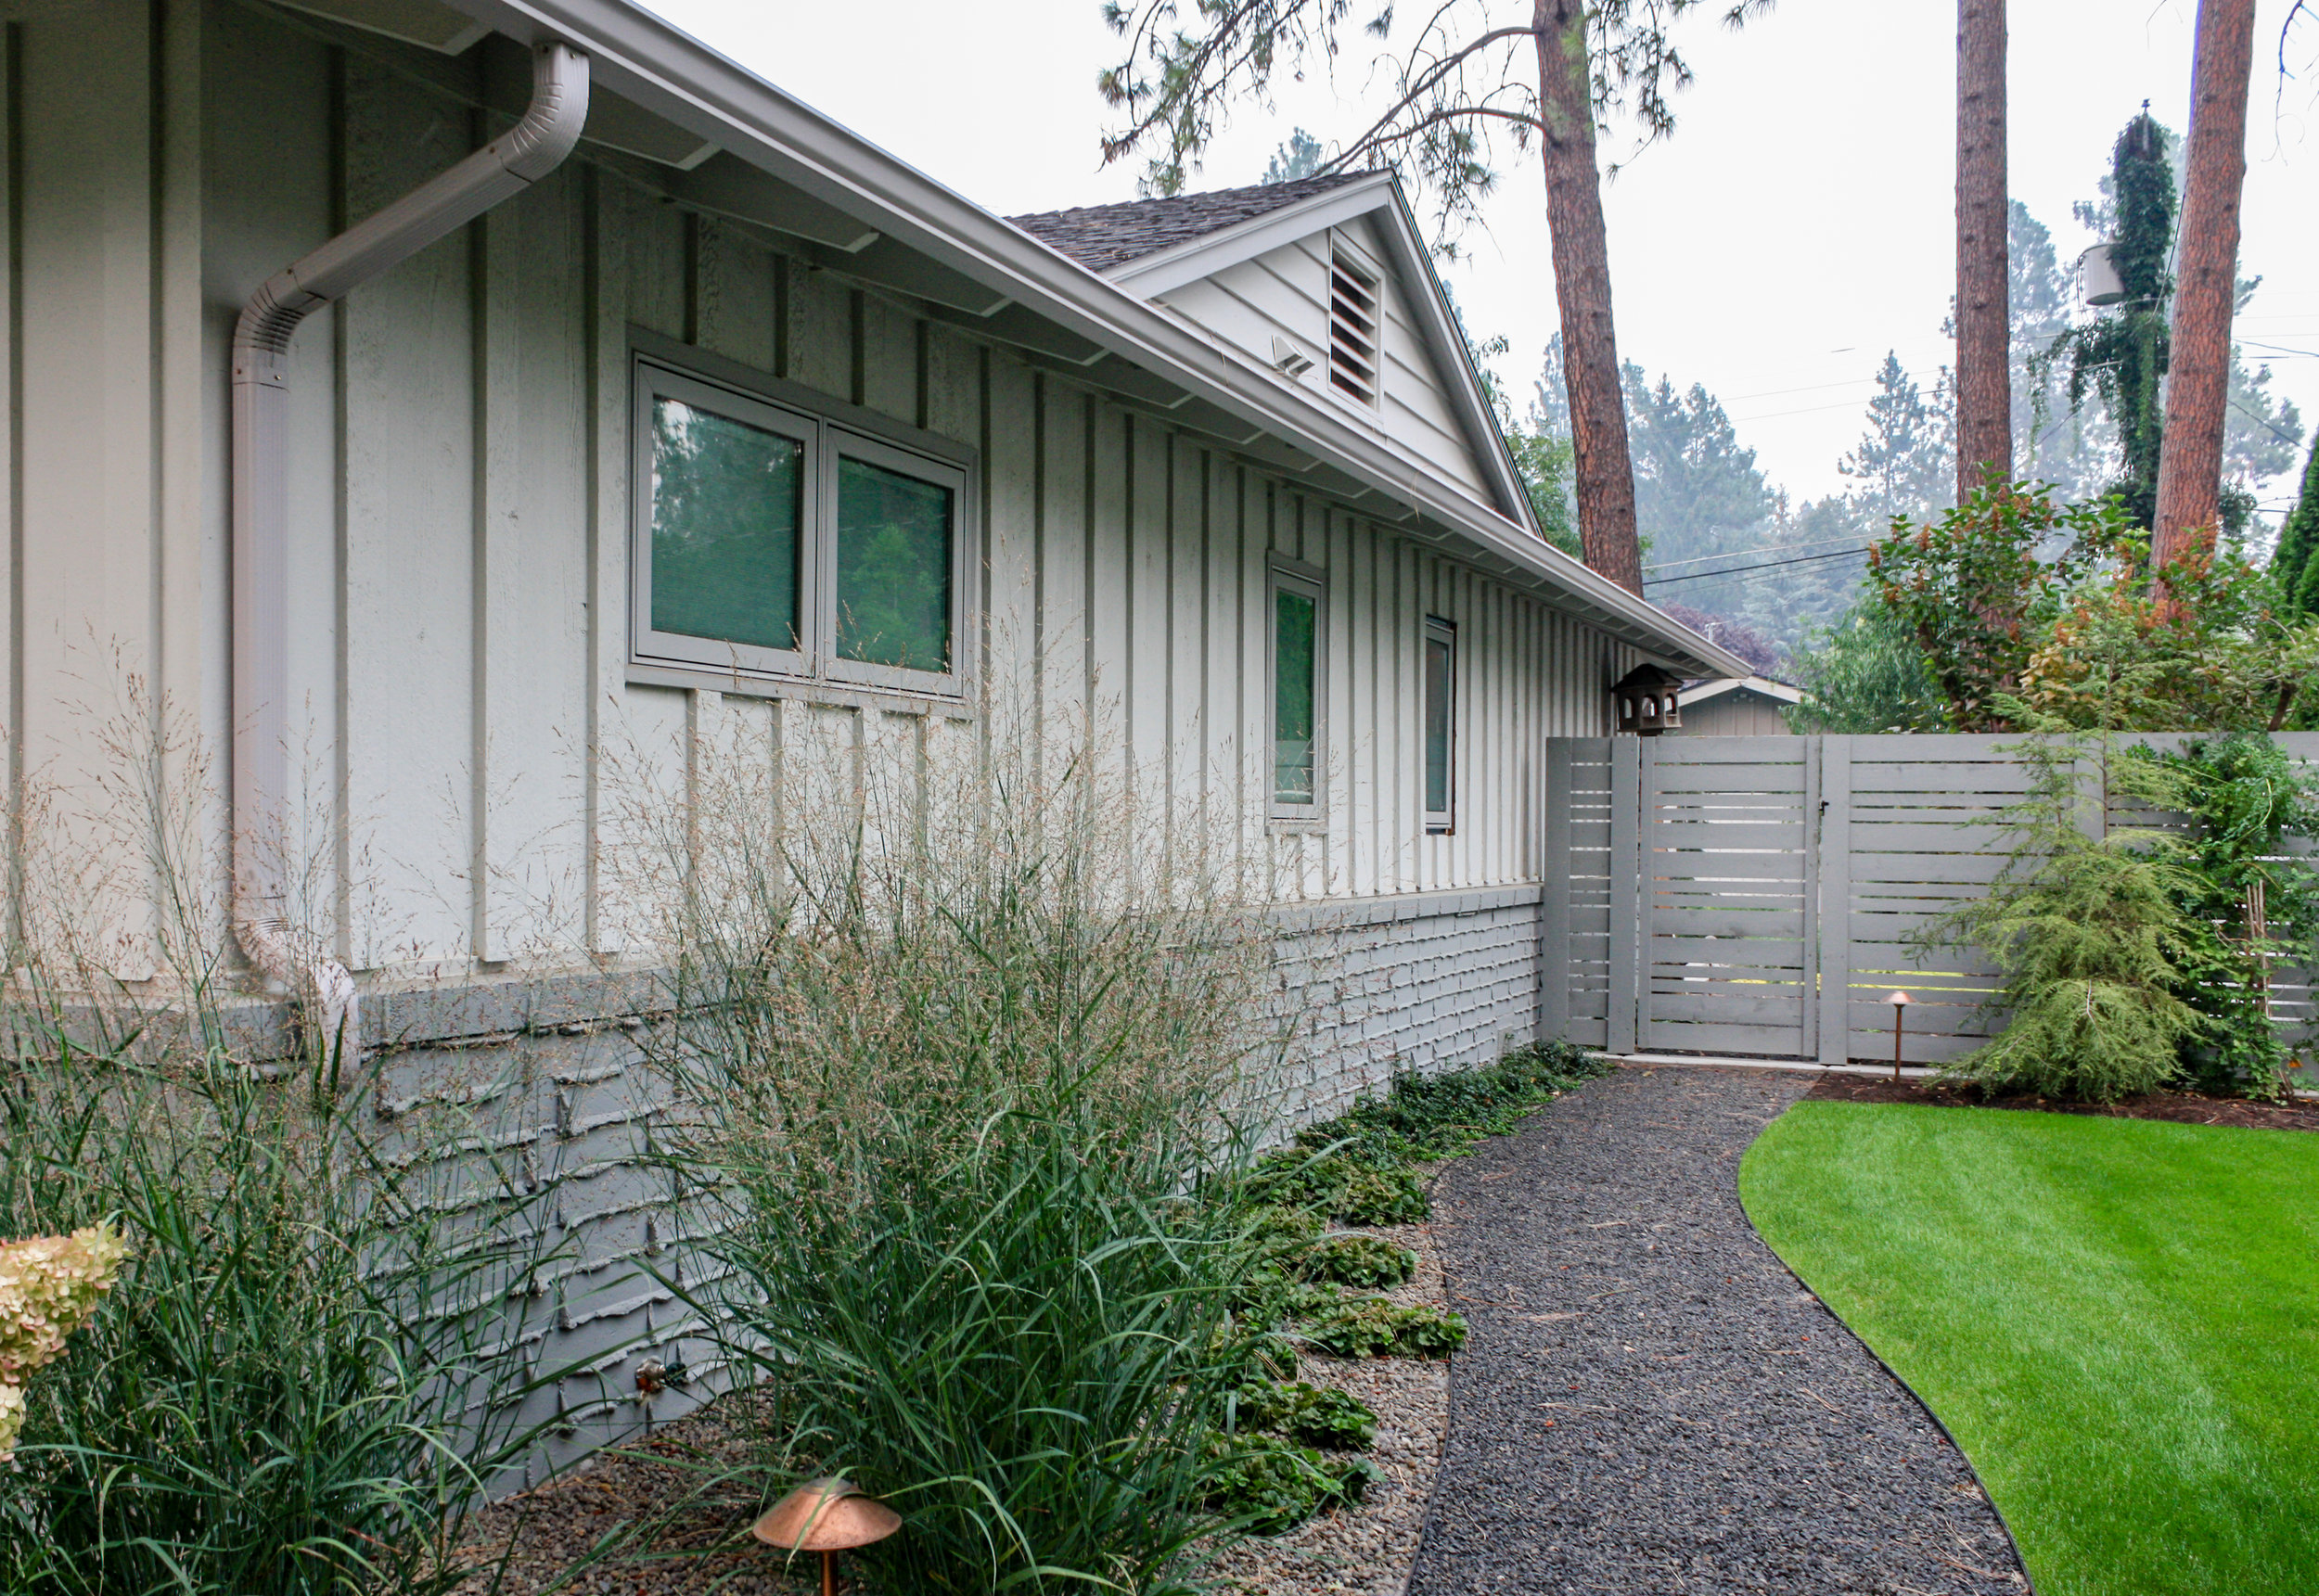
[1535,0,1642,595]
[2152,0,2257,573]
[1954,0,2010,500]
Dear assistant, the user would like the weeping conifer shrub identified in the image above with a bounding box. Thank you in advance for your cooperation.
[0,684,567,1596]
[1924,733,2206,1102]
[623,688,1301,1595]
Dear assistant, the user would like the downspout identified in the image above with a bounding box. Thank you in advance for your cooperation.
[232,42,589,1060]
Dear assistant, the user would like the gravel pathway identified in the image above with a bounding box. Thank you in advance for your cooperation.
[1407,1065,2027,1595]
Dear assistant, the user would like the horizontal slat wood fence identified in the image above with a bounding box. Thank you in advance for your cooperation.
[1542,733,2319,1066]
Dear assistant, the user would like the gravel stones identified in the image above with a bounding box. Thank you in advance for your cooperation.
[1406,1065,2028,1596]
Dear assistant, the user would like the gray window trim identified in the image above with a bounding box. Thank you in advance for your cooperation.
[1267,556,1328,826]
[1423,613,1456,835]
[627,330,980,703]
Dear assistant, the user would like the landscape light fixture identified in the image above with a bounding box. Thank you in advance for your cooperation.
[1886,991,1913,1083]
[752,1476,901,1596]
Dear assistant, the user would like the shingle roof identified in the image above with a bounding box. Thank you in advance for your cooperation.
[1006,172,1373,273]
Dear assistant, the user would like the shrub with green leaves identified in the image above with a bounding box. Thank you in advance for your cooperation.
[1230,1380,1377,1450]
[1294,1232,1416,1289]
[1926,734,2206,1102]
[1303,1298,1468,1360]
[1203,1433,1377,1535]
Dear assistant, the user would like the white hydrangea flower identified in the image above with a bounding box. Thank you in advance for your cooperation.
[0,1222,128,1383]
[0,1380,22,1464]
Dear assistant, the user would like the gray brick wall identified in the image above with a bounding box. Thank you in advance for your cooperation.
[318,884,1549,1481]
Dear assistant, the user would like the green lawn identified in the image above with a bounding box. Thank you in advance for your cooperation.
[1740,1103,2319,1596]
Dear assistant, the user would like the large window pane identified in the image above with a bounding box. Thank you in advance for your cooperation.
[1274,586,1317,805]
[648,396,801,651]
[836,456,952,672]
[1425,630,1453,816]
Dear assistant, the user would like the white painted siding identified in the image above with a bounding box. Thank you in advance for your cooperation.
[1152,216,1501,509]
[0,0,1633,987]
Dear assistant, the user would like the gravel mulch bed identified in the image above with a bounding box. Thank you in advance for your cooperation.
[452,1391,817,1596]
[1205,1215,1450,1596]
[1807,1071,2319,1131]
[1407,1064,2027,1596]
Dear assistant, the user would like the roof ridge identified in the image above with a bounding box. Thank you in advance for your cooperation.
[1006,170,1379,272]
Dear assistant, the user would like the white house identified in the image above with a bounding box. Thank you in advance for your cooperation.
[7,0,1744,1458]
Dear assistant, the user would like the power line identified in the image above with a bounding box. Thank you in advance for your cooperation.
[1643,530,1868,574]
[1644,545,1874,587]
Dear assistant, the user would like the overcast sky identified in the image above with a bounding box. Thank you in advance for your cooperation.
[642,0,2318,510]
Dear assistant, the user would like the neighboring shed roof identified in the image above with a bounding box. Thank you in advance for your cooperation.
[1006,172,1371,272]
[1678,676,1808,709]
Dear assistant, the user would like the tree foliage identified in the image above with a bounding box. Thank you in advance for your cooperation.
[1098,0,1766,214]
[1865,481,2114,732]
[2134,733,2319,1097]
[1926,735,2206,1103]
[2273,436,2319,618]
[1782,599,1947,734]
[2044,113,2174,531]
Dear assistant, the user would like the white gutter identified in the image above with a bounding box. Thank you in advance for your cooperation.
[419,0,1749,681]
[231,40,590,1060]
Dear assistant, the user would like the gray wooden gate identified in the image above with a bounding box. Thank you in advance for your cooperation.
[1539,732,2319,1066]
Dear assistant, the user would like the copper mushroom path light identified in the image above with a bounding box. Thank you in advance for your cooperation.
[1887,991,1913,1083]
[753,1477,901,1596]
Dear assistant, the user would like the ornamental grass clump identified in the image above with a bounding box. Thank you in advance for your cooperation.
[0,685,570,1596]
[628,692,1300,1596]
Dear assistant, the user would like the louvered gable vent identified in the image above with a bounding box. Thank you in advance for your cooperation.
[1327,245,1380,407]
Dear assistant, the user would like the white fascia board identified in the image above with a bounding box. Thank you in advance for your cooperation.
[1679,676,1808,709]
[428,0,1750,682]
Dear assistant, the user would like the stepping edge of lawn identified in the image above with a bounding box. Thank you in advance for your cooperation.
[1739,1101,2319,1596]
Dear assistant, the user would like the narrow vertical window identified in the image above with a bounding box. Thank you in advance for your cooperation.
[1271,566,1325,813]
[1423,616,1454,832]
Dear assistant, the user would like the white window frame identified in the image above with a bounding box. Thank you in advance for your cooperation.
[1267,558,1328,825]
[628,334,979,704]
[1422,615,1456,835]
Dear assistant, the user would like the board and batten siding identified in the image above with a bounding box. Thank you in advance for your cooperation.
[0,0,1632,989]
[1149,214,1500,512]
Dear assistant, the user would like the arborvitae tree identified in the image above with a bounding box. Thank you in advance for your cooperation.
[2275,437,2319,617]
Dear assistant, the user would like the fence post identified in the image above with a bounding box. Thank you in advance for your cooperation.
[1817,734,1854,1067]
[1608,735,1645,1055]
[1540,739,1572,1042]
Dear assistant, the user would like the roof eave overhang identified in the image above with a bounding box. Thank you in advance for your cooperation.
[429,0,1750,680]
